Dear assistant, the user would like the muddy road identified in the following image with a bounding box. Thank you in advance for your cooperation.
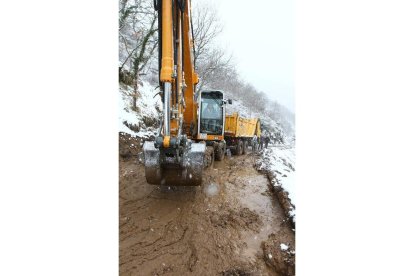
[119,138,295,276]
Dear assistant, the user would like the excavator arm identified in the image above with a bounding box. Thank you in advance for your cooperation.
[143,0,205,186]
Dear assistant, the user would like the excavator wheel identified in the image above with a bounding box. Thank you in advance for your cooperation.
[214,142,225,161]
[204,146,215,168]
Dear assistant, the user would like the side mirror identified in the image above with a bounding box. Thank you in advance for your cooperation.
[227,99,233,105]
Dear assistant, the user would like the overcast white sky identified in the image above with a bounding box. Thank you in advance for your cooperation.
[196,0,294,112]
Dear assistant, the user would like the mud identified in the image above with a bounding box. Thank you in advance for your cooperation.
[255,152,296,229]
[119,132,142,159]
[261,229,295,276]
[119,134,295,275]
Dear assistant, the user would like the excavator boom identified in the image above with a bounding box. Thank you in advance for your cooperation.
[143,0,204,186]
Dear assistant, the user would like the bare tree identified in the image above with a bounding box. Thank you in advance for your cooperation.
[192,2,232,93]
[119,0,158,110]
[196,48,233,92]
[192,2,222,65]
[118,0,294,138]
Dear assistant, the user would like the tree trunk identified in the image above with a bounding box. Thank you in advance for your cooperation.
[132,70,140,111]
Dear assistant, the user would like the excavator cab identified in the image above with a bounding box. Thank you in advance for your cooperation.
[199,91,225,136]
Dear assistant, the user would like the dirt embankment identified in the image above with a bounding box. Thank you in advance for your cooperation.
[119,133,295,275]
[255,152,296,229]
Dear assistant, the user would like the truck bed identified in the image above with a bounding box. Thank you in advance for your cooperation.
[224,112,260,138]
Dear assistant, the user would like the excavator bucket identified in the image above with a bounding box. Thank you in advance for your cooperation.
[143,141,205,186]
[142,141,161,184]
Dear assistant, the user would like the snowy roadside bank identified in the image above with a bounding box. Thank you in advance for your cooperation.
[118,81,161,139]
[256,145,296,227]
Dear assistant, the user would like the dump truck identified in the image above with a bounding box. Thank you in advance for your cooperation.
[224,112,261,155]
[143,0,229,186]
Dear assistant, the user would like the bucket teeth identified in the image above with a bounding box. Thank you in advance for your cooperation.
[143,141,205,186]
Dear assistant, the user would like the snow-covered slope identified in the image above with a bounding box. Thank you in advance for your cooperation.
[119,81,161,138]
[257,145,296,223]
[225,90,293,145]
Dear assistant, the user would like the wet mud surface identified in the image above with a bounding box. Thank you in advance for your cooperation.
[119,136,295,276]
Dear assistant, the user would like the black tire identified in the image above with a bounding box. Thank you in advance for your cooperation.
[242,140,248,155]
[235,139,243,155]
[215,142,225,161]
[204,146,215,168]
[210,148,215,167]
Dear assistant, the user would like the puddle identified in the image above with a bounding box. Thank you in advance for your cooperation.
[236,174,282,260]
[202,155,285,266]
[204,183,219,197]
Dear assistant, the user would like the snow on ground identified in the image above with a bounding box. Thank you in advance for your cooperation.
[257,144,296,222]
[280,243,289,251]
[226,95,296,209]
[119,81,162,138]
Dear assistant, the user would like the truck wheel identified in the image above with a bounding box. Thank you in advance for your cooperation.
[235,140,243,155]
[215,142,225,161]
[242,140,247,155]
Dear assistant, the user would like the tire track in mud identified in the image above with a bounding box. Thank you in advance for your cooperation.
[120,147,295,276]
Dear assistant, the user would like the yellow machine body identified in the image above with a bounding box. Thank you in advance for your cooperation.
[143,0,208,186]
[225,113,261,138]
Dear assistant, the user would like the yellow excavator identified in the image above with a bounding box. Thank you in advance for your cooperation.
[143,0,229,186]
